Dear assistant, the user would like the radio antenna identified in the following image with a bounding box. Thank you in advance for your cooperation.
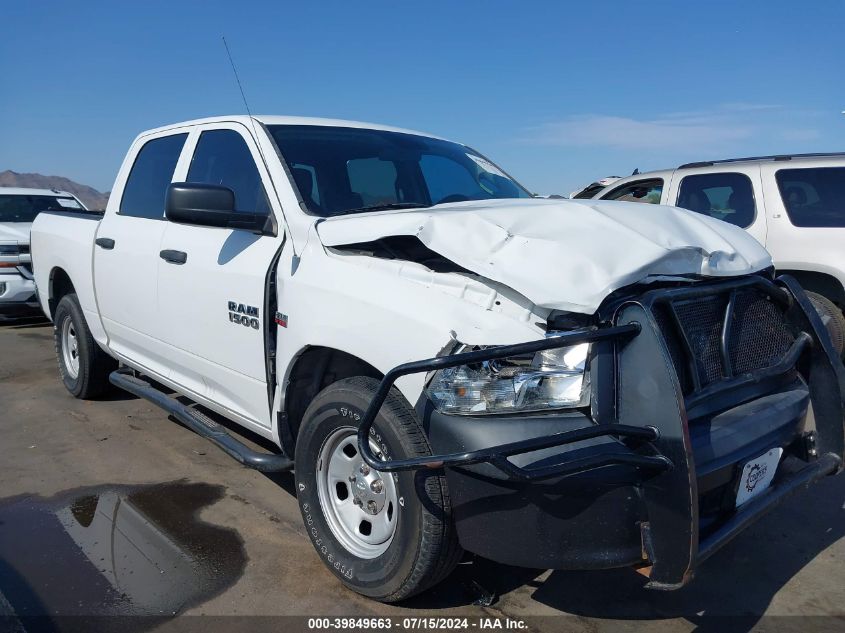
[223,36,255,122]
[222,36,297,256]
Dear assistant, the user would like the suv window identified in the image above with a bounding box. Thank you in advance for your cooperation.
[676,172,755,227]
[120,133,188,219]
[187,129,270,214]
[776,167,845,228]
[601,178,663,204]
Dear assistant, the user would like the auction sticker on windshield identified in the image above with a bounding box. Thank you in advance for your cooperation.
[736,448,782,507]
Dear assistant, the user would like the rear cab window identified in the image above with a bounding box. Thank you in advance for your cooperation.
[775,167,845,227]
[600,178,664,204]
[120,134,188,219]
[676,172,755,228]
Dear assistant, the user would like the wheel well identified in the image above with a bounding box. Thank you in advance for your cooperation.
[49,268,75,317]
[282,347,382,454]
[778,270,845,308]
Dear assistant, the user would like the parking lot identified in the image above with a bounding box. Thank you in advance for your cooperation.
[2,319,845,632]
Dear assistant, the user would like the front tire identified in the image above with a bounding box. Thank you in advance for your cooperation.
[53,293,116,398]
[806,291,845,357]
[294,377,461,602]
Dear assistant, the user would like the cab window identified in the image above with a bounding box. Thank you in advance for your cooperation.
[187,129,270,214]
[600,179,663,204]
[120,133,188,219]
[676,172,755,227]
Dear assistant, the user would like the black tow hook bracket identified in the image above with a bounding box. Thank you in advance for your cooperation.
[799,430,818,461]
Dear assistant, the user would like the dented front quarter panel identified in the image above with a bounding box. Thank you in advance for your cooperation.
[276,197,772,426]
[275,226,549,410]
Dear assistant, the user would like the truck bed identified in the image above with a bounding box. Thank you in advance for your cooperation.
[30,210,107,345]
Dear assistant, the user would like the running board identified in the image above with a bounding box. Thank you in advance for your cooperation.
[109,369,294,473]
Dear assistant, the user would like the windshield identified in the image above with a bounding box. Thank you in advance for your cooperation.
[268,125,532,217]
[0,194,83,222]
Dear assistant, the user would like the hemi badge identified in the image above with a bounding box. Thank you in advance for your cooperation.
[274,312,288,328]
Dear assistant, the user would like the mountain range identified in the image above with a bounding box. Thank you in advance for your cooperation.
[0,170,110,210]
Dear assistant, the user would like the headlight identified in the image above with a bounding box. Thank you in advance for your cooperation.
[424,342,590,415]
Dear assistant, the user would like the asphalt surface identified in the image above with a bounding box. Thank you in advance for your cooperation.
[1,319,844,632]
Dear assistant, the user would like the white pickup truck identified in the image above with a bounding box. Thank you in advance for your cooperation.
[31,116,845,601]
[0,187,86,319]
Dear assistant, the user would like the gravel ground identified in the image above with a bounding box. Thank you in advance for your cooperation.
[1,320,844,633]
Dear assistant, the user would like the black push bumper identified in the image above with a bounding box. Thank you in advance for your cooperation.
[356,275,845,588]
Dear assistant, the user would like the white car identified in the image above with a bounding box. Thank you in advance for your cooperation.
[0,187,87,319]
[30,116,845,600]
[591,154,845,349]
[569,176,621,199]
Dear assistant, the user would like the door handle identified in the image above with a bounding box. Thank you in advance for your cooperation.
[159,249,188,265]
[95,237,115,250]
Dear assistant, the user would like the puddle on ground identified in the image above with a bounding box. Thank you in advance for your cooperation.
[0,481,246,626]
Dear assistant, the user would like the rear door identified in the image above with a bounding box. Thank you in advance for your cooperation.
[94,130,190,375]
[156,122,285,430]
[761,161,845,277]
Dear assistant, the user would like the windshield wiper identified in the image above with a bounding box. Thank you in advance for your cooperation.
[345,202,431,214]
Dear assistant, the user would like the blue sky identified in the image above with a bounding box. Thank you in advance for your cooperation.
[2,1,844,195]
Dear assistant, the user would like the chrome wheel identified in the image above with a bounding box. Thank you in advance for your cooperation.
[61,316,80,379]
[316,427,398,559]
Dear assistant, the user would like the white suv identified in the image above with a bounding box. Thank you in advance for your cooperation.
[592,153,845,349]
[0,187,87,319]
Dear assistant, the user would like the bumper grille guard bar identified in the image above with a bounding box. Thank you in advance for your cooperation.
[357,323,673,481]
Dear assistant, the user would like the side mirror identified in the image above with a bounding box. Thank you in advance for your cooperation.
[165,183,274,235]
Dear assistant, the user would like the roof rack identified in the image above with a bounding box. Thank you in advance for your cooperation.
[678,152,845,169]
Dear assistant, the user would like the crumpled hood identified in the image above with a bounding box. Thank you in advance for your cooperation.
[0,222,32,243]
[316,198,772,314]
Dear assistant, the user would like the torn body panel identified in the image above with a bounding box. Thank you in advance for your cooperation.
[275,232,549,418]
[317,198,772,314]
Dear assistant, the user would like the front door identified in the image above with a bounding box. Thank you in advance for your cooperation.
[156,123,285,431]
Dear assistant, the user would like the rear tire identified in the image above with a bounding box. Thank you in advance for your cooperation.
[294,377,461,602]
[53,293,116,398]
[806,291,845,358]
